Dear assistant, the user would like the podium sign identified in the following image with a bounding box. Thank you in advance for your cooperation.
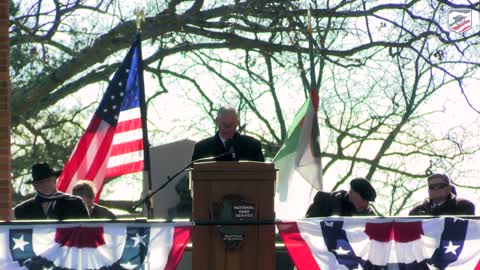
[232,202,256,220]
[190,162,276,270]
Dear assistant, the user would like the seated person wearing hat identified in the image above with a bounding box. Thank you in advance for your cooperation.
[14,162,90,220]
[306,178,377,217]
[409,173,475,216]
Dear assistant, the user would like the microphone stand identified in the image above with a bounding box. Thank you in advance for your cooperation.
[130,151,234,213]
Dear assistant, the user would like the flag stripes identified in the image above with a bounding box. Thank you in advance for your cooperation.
[115,119,142,133]
[278,217,480,270]
[163,226,192,270]
[0,223,192,270]
[104,161,144,179]
[277,221,321,270]
[57,36,147,201]
[57,117,110,192]
[109,140,144,156]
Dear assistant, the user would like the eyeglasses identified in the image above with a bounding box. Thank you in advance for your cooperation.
[428,183,449,190]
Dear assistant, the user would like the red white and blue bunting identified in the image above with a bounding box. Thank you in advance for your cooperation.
[5,218,480,269]
[278,217,480,270]
[0,222,191,270]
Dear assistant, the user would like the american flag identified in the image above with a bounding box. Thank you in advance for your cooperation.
[57,35,149,201]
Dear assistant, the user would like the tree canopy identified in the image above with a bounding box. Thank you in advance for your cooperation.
[9,0,480,215]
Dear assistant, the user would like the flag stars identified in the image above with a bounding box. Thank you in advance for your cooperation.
[43,267,54,270]
[12,235,29,251]
[333,246,350,255]
[125,68,129,73]
[112,105,117,110]
[120,92,124,96]
[111,95,115,100]
[131,233,147,247]
[118,81,123,87]
[444,241,460,255]
[120,261,138,269]
[451,217,463,223]
[324,221,334,227]
[352,264,364,270]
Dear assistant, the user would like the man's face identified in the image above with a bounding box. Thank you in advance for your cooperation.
[428,177,451,202]
[215,113,239,139]
[348,189,368,210]
[32,176,57,195]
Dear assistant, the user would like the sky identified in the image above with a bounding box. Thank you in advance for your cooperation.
[12,0,480,217]
[83,2,480,217]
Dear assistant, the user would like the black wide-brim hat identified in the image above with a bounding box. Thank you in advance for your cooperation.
[350,178,376,202]
[26,162,61,184]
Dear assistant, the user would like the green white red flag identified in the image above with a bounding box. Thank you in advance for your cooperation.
[274,88,322,218]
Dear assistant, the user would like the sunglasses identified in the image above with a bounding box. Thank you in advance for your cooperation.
[428,183,449,190]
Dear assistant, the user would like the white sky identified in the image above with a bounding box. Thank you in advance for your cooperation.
[14,0,480,216]
[93,6,480,217]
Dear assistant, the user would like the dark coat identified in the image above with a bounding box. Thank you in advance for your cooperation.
[306,190,375,217]
[91,204,116,219]
[14,192,89,220]
[409,194,475,216]
[191,132,264,162]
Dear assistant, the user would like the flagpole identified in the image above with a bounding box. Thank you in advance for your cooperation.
[135,9,154,218]
[307,7,323,191]
[307,8,316,91]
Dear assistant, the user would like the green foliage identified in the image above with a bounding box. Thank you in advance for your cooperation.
[11,104,90,195]
[9,0,18,17]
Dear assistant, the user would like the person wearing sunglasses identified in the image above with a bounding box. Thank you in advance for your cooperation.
[409,173,475,216]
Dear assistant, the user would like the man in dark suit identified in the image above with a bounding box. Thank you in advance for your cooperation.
[72,180,116,219]
[14,162,90,220]
[409,173,475,216]
[306,178,377,217]
[191,107,264,162]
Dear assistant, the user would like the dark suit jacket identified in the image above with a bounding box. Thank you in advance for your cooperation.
[91,204,116,219]
[306,190,375,217]
[409,194,475,216]
[191,132,264,162]
[14,192,90,220]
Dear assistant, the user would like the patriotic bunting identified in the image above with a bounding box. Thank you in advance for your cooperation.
[0,222,191,270]
[278,217,480,270]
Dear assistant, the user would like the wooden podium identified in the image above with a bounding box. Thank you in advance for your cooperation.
[190,161,276,270]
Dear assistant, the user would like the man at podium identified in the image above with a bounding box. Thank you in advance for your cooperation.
[191,106,264,162]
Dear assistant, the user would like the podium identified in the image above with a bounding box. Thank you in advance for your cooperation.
[190,161,276,270]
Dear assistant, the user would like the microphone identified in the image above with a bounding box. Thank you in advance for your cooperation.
[192,151,234,163]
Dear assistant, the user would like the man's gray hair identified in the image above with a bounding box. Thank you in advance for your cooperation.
[216,106,238,119]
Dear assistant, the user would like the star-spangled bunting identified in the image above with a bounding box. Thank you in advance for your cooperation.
[445,241,460,255]
[278,217,480,270]
[1,223,192,270]
[12,235,29,251]
[131,233,147,248]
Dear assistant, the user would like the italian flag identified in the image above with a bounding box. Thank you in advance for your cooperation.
[274,88,323,218]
